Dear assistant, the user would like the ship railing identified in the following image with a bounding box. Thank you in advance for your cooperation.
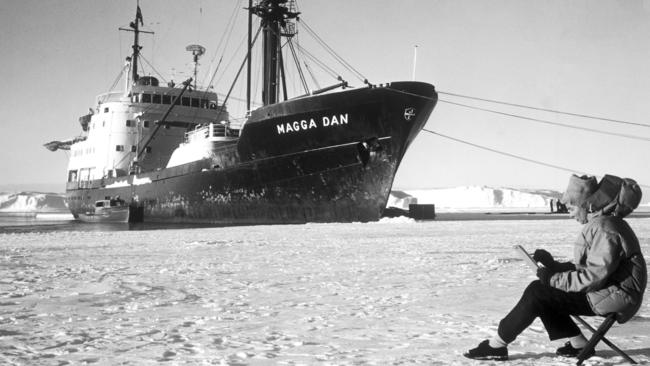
[185,125,208,142]
[210,123,227,137]
[96,91,126,104]
[79,180,93,189]
[184,122,241,142]
[229,117,246,129]
[209,122,242,138]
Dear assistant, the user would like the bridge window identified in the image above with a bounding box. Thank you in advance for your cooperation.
[126,119,135,127]
[104,107,109,113]
[131,146,137,152]
[152,94,161,104]
[191,98,200,108]
[116,145,124,152]
[143,120,150,128]
[163,95,172,104]
[182,97,190,106]
[145,146,152,153]
[142,93,152,103]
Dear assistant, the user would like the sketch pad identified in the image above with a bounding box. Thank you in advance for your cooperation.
[513,245,540,270]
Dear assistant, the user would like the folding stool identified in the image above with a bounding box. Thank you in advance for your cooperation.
[574,313,636,365]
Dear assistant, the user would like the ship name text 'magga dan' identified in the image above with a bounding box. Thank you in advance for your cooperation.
[276,113,349,135]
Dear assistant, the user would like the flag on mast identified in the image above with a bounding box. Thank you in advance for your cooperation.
[136,6,144,26]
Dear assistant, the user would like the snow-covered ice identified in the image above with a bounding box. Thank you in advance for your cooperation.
[1,218,649,365]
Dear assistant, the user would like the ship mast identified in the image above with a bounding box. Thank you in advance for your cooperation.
[246,0,253,112]
[250,0,299,106]
[119,2,153,89]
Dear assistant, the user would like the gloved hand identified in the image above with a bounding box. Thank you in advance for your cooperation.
[533,249,555,269]
[536,267,554,286]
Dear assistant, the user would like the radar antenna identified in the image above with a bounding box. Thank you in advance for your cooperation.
[186,44,206,89]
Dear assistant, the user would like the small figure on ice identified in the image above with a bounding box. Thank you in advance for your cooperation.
[464,174,647,361]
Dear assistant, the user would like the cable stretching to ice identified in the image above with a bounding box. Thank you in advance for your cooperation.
[422,128,650,190]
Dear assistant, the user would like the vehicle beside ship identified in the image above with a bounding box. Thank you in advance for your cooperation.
[78,198,130,223]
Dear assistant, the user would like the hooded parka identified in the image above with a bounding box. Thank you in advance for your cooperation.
[549,212,647,323]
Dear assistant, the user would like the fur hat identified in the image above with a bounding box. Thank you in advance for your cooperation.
[560,174,598,207]
[586,174,642,217]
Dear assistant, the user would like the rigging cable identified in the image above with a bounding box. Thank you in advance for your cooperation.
[191,3,240,125]
[138,54,168,85]
[423,128,588,175]
[217,24,263,117]
[294,42,341,80]
[422,128,650,189]
[298,19,367,83]
[387,88,650,141]
[252,34,262,110]
[383,88,650,188]
[440,98,650,142]
[105,65,127,95]
[304,61,321,90]
[215,92,260,107]
[191,3,242,125]
[266,24,309,95]
[118,29,123,69]
[283,33,309,94]
[438,91,650,129]
[213,31,250,89]
[203,0,242,88]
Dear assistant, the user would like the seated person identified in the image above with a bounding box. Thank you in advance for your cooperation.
[464,174,647,361]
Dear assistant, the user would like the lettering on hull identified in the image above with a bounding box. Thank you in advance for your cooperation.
[276,113,348,135]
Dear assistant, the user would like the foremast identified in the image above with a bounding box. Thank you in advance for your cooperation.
[250,0,299,106]
[119,2,153,92]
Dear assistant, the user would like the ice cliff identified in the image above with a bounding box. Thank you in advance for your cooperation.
[388,186,561,211]
[0,192,68,213]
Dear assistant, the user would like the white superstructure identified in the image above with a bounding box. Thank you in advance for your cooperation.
[65,78,225,186]
[167,122,238,168]
[44,6,230,188]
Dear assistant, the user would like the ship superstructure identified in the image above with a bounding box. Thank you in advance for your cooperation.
[64,78,225,182]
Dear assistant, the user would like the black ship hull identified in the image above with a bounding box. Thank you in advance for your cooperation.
[65,82,437,224]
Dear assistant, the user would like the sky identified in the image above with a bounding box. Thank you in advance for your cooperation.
[1,0,649,193]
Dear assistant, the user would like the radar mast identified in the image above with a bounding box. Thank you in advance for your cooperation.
[186,44,206,90]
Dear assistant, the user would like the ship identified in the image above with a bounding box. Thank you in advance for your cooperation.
[44,0,438,224]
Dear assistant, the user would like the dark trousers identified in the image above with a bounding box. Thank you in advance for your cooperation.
[498,280,596,343]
